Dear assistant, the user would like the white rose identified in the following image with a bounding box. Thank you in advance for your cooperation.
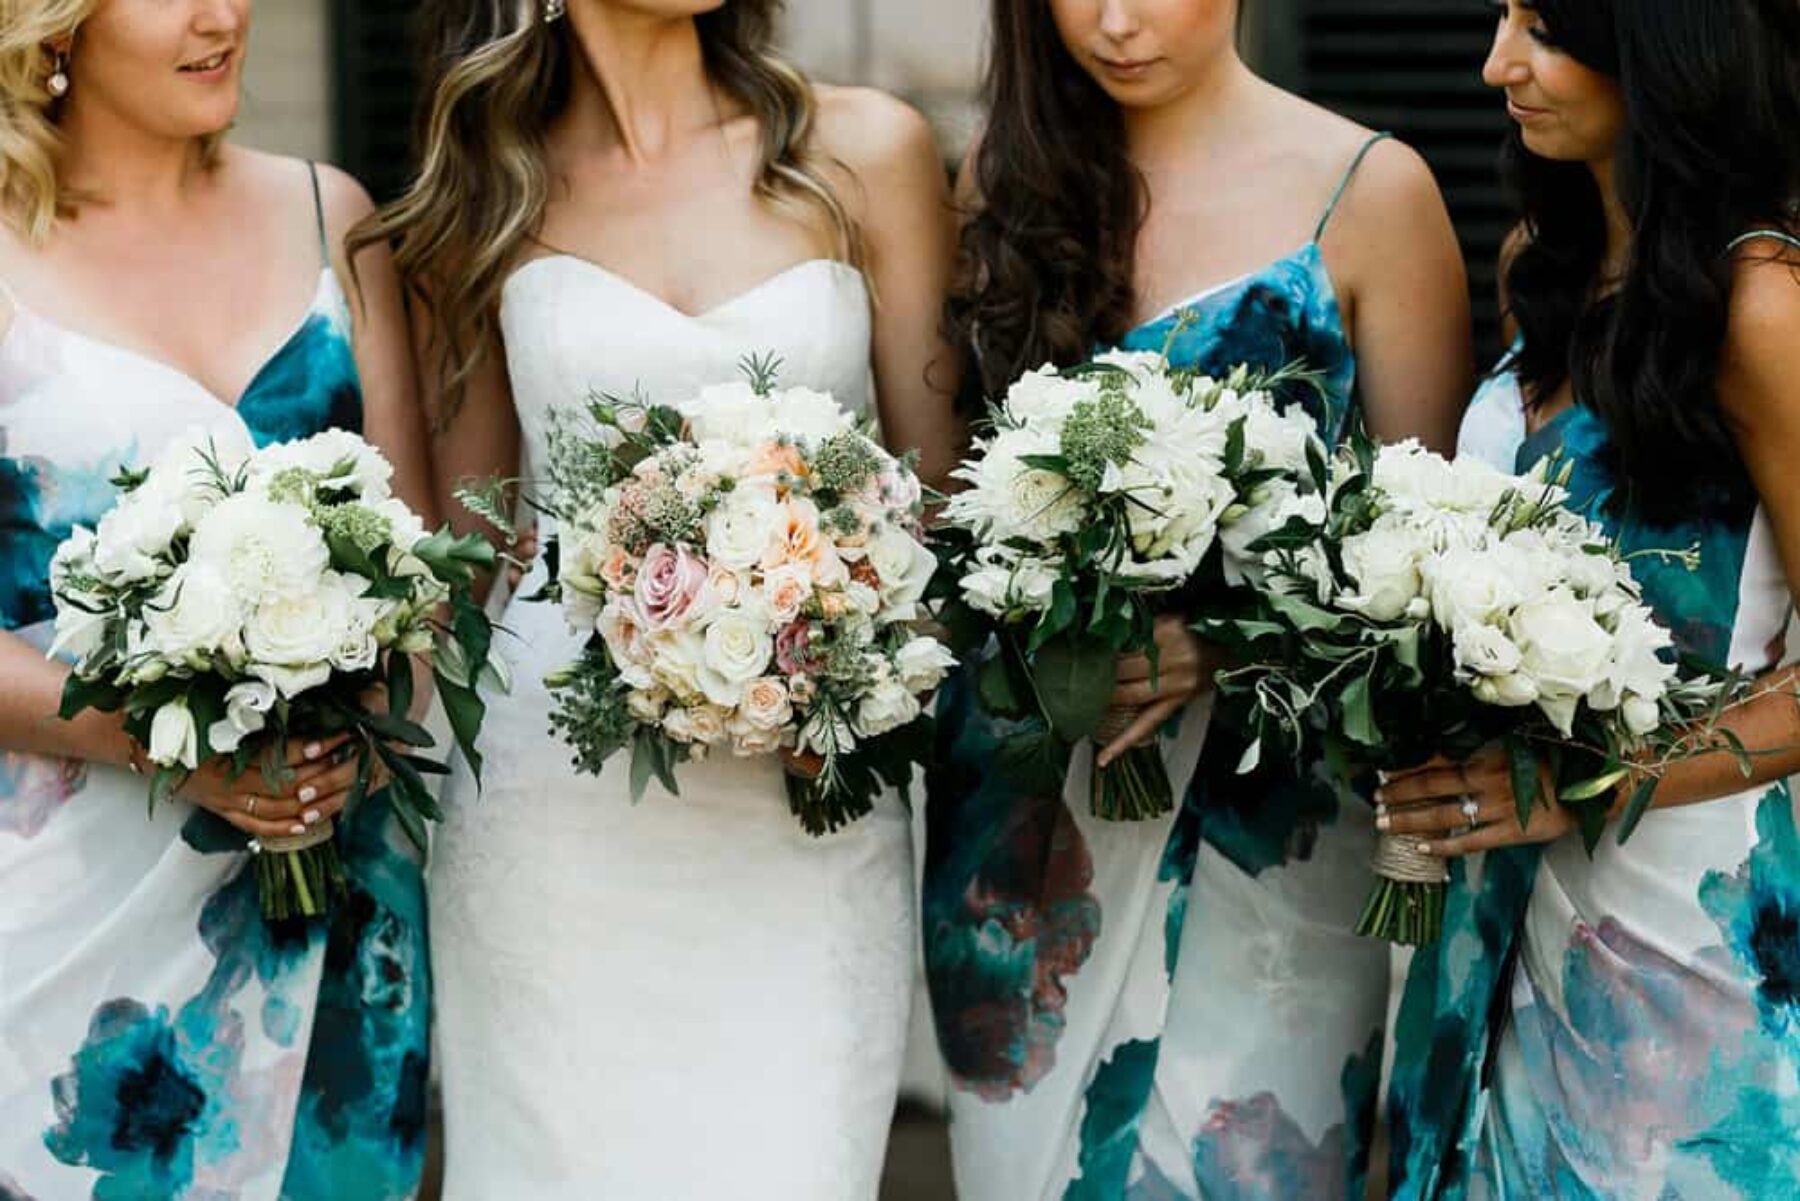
[1453,621,1526,679]
[93,489,184,583]
[647,627,707,699]
[1472,672,1541,708]
[243,571,362,698]
[207,679,277,755]
[855,677,923,738]
[762,564,815,624]
[1338,522,1426,623]
[626,688,670,724]
[728,717,787,757]
[1509,590,1615,735]
[148,699,199,769]
[188,493,330,607]
[706,485,783,570]
[146,422,256,526]
[1424,546,1527,633]
[766,387,855,444]
[1002,366,1094,427]
[697,606,775,706]
[144,562,244,665]
[895,637,957,694]
[864,526,937,621]
[740,676,794,731]
[681,382,766,446]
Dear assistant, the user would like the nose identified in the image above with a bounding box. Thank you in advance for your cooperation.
[191,0,245,37]
[1096,0,1143,43]
[1482,16,1532,90]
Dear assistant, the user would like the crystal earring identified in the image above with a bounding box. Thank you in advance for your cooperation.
[544,0,566,22]
[47,51,70,99]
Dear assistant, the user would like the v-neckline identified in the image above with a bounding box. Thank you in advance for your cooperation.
[5,269,334,412]
[506,254,856,322]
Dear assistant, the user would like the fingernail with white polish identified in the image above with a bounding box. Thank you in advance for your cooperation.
[291,824,308,835]
[1376,814,1391,831]
[299,786,318,804]
[303,810,321,826]
[1417,842,1433,855]
[303,742,324,760]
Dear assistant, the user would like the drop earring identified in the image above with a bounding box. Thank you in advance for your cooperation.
[47,51,70,99]
[544,0,566,22]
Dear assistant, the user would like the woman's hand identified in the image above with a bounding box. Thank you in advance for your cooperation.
[173,735,367,844]
[1373,746,1577,857]
[506,520,540,594]
[1097,616,1219,768]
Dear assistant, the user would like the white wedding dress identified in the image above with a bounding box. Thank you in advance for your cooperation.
[430,256,917,1199]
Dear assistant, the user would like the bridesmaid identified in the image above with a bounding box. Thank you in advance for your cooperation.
[0,2,436,1197]
[1381,0,1800,1196]
[926,1,1471,1197]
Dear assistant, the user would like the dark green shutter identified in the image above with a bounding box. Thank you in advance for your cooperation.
[1274,1,1512,360]
[330,0,422,204]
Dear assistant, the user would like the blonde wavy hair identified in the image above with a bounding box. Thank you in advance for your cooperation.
[352,0,863,428]
[0,0,227,244]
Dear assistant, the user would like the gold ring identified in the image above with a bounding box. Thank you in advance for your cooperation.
[245,796,259,817]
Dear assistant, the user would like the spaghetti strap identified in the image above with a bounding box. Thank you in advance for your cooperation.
[0,274,17,309]
[306,161,329,268]
[1314,131,1395,242]
[1726,228,1800,254]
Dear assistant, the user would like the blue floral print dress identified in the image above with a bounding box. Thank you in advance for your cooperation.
[1389,237,1800,1199]
[925,134,1396,1201]
[0,165,429,1201]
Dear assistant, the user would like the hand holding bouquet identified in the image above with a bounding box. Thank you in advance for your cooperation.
[501,358,952,836]
[941,349,1328,820]
[50,425,499,921]
[1201,431,1740,944]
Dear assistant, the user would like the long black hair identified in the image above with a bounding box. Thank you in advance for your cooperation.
[1507,0,1800,524]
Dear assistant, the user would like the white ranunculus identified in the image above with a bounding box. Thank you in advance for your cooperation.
[895,637,957,694]
[252,428,394,500]
[1002,367,1093,428]
[766,387,855,444]
[1338,522,1426,623]
[1509,590,1615,734]
[739,676,794,731]
[144,562,244,665]
[855,677,922,738]
[706,485,783,570]
[207,679,277,755]
[1622,694,1661,737]
[148,699,199,769]
[864,526,936,620]
[93,488,185,583]
[697,606,775,707]
[1454,621,1526,680]
[1472,671,1541,708]
[188,493,329,607]
[243,571,363,698]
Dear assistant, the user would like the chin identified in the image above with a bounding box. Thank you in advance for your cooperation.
[1518,127,1589,164]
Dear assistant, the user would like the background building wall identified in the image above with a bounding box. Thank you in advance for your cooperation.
[236,0,331,161]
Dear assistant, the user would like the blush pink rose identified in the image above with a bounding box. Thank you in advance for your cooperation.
[634,543,711,631]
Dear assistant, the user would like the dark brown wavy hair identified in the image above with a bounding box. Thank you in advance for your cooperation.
[350,0,860,429]
[944,0,1147,413]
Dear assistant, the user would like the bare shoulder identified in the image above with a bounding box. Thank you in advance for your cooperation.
[812,85,943,185]
[222,146,375,247]
[1725,240,1800,407]
[1261,87,1444,224]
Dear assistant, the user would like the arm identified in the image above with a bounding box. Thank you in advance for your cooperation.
[1379,250,1800,854]
[317,165,441,529]
[818,90,966,494]
[1328,140,1474,453]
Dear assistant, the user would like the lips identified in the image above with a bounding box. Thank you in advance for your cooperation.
[178,49,232,74]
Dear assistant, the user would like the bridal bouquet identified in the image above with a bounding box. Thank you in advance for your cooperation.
[500,359,952,836]
[1200,432,1737,943]
[50,425,498,921]
[941,350,1327,821]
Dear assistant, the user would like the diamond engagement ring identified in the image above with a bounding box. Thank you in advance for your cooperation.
[1460,797,1480,822]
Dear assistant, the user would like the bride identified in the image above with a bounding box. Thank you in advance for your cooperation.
[354,0,961,1195]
